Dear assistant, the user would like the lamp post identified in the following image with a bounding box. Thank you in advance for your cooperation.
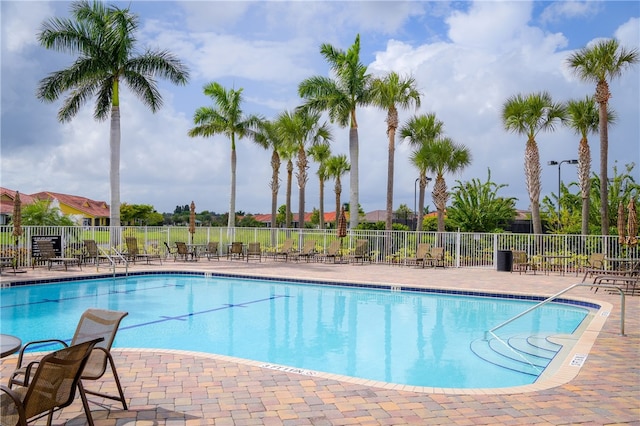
[414,176,432,231]
[547,159,578,230]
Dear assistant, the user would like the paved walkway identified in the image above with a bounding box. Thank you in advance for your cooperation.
[1,260,638,425]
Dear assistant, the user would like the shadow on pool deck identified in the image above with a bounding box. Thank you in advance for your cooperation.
[1,261,638,424]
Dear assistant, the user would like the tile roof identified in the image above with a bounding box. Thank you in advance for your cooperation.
[0,187,37,215]
[31,191,109,218]
[0,187,109,218]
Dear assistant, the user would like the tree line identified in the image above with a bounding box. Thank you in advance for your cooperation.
[36,1,638,236]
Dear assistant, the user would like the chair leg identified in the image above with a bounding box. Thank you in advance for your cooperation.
[82,354,128,410]
[77,382,95,426]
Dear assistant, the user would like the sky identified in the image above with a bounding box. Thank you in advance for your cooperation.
[1,1,639,217]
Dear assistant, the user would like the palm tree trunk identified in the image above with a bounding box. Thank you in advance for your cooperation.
[432,176,447,232]
[228,136,237,228]
[417,174,426,232]
[286,160,293,228]
[578,137,591,235]
[385,112,398,231]
[335,178,342,229]
[297,147,308,228]
[349,126,359,228]
[110,105,121,230]
[596,80,610,235]
[319,178,325,229]
[270,150,280,241]
[524,138,542,234]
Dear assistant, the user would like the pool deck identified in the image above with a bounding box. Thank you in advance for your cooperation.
[1,260,638,425]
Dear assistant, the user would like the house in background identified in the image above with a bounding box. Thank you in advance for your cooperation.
[0,187,110,226]
[0,188,36,225]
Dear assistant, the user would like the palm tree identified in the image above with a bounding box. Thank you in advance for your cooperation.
[370,72,422,230]
[325,154,351,228]
[422,137,472,232]
[254,119,284,230]
[308,143,332,229]
[502,92,566,235]
[187,82,261,228]
[299,34,372,228]
[567,39,639,235]
[277,110,332,228]
[409,145,432,232]
[564,96,607,235]
[278,139,297,228]
[399,114,444,231]
[36,1,190,228]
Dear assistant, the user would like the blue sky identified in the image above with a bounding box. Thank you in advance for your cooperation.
[1,1,638,216]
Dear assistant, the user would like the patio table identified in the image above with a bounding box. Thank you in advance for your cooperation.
[0,334,21,358]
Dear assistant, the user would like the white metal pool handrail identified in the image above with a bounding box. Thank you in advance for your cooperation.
[98,246,129,277]
[486,282,626,340]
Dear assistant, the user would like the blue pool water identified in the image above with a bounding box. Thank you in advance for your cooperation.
[1,274,593,388]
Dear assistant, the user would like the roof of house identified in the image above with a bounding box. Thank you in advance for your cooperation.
[30,191,110,218]
[0,187,110,218]
[0,187,37,215]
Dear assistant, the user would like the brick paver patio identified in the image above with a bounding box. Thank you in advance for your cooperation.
[1,260,638,425]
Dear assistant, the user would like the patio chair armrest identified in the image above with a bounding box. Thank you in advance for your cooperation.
[16,339,67,367]
[1,384,25,417]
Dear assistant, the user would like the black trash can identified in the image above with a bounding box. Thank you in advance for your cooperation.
[496,250,513,272]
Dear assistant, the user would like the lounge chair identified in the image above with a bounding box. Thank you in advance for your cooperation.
[1,338,104,426]
[512,250,536,274]
[203,242,220,261]
[163,241,177,260]
[406,243,431,267]
[580,252,605,282]
[349,239,371,264]
[175,241,197,262]
[246,242,262,262]
[423,246,445,268]
[34,239,81,271]
[83,239,110,265]
[9,309,129,412]
[322,240,343,263]
[273,239,295,262]
[125,237,162,264]
[227,242,245,260]
[292,240,317,262]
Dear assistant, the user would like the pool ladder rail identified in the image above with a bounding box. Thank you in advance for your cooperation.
[485,282,627,341]
[95,246,129,277]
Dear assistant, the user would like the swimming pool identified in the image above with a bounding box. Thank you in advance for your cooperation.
[1,273,597,389]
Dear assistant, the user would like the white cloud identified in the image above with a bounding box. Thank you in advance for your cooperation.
[540,0,601,23]
[615,17,640,48]
[446,1,533,49]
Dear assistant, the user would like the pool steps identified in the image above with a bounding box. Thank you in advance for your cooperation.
[470,333,561,376]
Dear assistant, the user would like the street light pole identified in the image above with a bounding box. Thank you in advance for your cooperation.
[547,159,578,230]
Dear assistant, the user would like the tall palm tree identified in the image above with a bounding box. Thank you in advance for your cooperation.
[370,72,422,230]
[36,0,190,228]
[502,92,566,235]
[187,82,261,228]
[408,145,432,233]
[564,96,607,235]
[422,137,472,232]
[277,110,332,228]
[254,119,284,230]
[279,139,298,228]
[308,143,332,229]
[325,154,351,228]
[299,34,372,228]
[399,114,444,231]
[567,39,639,235]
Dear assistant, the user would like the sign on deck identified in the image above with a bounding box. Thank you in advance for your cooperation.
[31,235,62,258]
